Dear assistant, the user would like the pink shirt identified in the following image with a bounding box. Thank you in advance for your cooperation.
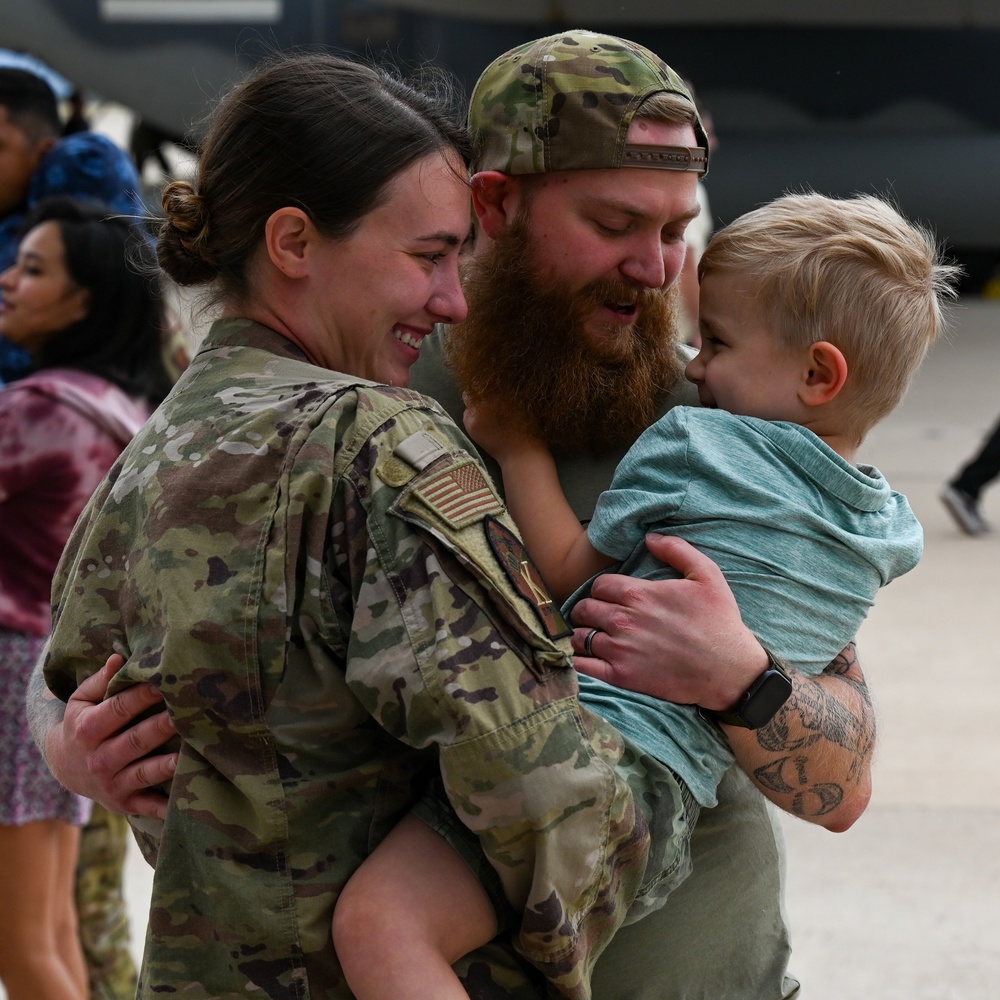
[0,369,151,636]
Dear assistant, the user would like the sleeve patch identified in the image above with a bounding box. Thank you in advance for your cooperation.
[485,515,572,641]
[412,458,504,530]
[394,428,449,471]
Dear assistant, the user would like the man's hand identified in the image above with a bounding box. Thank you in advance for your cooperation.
[570,533,767,710]
[569,532,873,832]
[28,653,178,820]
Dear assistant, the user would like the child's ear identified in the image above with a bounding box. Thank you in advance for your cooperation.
[800,341,849,406]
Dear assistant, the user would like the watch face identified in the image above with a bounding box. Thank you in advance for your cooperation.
[742,668,793,729]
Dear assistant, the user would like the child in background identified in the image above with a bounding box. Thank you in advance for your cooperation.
[333,192,958,1000]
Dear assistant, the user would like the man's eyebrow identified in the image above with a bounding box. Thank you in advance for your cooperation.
[582,196,701,224]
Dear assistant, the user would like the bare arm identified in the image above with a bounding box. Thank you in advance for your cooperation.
[570,533,873,831]
[27,652,178,819]
[722,644,873,831]
[463,399,612,602]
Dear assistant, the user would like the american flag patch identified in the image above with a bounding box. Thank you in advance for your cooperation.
[412,459,503,529]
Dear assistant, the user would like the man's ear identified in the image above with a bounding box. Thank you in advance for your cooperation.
[264,207,313,278]
[470,171,521,238]
[800,340,849,406]
[33,135,57,165]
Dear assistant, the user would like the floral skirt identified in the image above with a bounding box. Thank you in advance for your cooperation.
[0,627,91,826]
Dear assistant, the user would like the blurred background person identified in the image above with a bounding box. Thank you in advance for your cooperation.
[0,68,58,222]
[7,122,191,382]
[0,130,153,387]
[62,89,89,136]
[0,77,168,999]
[0,196,170,1000]
[676,75,718,348]
[0,67,61,385]
[0,66,160,388]
[129,118,183,182]
[941,414,1000,535]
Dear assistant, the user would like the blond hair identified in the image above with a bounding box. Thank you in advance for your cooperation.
[699,192,959,443]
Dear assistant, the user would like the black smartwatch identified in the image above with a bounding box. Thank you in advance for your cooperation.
[701,647,793,730]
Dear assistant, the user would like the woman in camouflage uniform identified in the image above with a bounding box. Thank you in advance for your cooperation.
[35,53,664,1000]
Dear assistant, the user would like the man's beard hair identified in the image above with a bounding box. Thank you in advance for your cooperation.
[447,217,686,455]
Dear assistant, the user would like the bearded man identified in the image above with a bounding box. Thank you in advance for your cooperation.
[411,29,875,1000]
[449,214,684,456]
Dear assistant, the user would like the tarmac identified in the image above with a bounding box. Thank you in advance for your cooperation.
[55,297,1000,997]
[777,295,1000,999]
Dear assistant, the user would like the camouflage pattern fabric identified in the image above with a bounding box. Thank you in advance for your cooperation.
[76,804,138,1000]
[45,317,670,1000]
[469,29,709,175]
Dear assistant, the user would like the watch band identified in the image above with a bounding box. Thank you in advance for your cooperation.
[700,646,793,730]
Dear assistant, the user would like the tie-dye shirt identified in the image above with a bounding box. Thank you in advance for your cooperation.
[0,368,150,635]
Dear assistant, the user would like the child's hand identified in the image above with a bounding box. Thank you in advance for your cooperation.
[463,394,540,463]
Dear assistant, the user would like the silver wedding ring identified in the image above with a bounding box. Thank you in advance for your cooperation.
[583,627,601,657]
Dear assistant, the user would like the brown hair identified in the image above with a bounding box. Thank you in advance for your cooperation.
[157,52,470,306]
[634,90,699,130]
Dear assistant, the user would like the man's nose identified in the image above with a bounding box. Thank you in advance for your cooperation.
[619,240,666,289]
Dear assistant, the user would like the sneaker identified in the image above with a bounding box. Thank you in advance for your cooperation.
[941,485,991,535]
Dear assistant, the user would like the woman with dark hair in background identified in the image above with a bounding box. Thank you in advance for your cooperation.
[0,196,169,1000]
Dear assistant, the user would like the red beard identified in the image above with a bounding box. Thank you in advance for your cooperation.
[447,217,686,455]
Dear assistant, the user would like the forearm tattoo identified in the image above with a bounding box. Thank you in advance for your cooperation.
[749,643,875,817]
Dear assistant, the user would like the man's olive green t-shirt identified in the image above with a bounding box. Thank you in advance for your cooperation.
[412,332,800,1000]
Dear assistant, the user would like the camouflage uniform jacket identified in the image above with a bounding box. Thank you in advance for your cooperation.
[45,318,650,1000]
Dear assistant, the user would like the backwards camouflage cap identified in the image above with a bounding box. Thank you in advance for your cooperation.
[469,29,709,177]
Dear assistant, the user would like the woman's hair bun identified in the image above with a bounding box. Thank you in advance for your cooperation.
[157,180,218,285]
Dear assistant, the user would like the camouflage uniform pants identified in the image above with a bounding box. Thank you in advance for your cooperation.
[76,804,138,1000]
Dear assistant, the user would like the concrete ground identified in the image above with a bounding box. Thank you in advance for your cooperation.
[105,298,1000,995]
[779,296,1000,998]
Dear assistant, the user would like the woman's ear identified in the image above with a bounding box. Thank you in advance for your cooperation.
[67,286,91,326]
[264,207,313,278]
[800,340,849,406]
[470,171,521,239]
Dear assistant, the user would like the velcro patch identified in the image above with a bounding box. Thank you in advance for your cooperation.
[485,515,572,640]
[394,428,449,471]
[412,458,503,530]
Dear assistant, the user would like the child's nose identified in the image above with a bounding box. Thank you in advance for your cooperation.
[685,356,704,383]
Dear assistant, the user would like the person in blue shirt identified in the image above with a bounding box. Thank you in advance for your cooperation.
[0,68,145,385]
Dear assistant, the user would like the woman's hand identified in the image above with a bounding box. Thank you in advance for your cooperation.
[31,653,178,820]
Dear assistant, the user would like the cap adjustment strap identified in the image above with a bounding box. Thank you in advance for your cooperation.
[622,144,708,175]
